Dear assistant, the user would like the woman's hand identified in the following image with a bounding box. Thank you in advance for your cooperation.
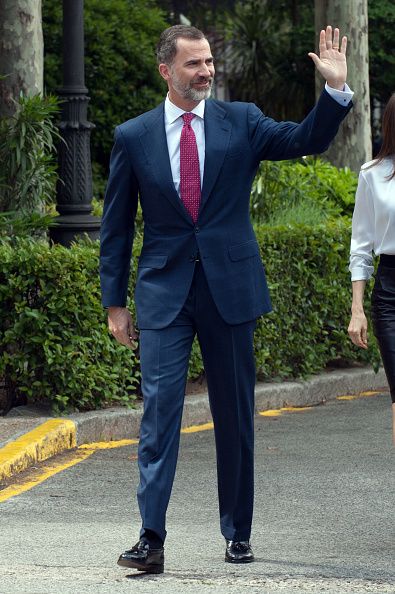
[348,310,368,349]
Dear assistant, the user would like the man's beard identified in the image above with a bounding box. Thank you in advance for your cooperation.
[171,71,213,101]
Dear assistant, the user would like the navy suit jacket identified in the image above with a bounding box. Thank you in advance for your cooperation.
[100,91,351,329]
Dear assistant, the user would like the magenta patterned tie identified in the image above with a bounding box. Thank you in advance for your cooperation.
[180,113,201,222]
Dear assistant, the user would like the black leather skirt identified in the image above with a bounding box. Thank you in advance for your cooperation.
[371,254,395,403]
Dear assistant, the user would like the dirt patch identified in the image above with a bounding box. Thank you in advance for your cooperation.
[185,376,207,395]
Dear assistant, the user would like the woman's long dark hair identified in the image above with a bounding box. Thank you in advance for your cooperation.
[373,93,395,179]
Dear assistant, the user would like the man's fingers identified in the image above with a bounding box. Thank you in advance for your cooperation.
[332,27,340,49]
[127,331,139,351]
[111,328,138,350]
[319,26,346,54]
[319,29,327,54]
[127,324,138,342]
[109,322,136,349]
[107,307,138,350]
[116,334,137,350]
[127,323,139,350]
[308,52,320,68]
[340,35,347,55]
[112,327,132,346]
[325,25,333,50]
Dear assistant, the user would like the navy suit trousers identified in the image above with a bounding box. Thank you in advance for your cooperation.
[137,261,256,542]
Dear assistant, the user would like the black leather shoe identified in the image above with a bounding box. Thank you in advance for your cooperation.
[117,539,164,573]
[225,539,254,563]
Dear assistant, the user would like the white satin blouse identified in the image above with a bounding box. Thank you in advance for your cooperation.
[349,157,395,281]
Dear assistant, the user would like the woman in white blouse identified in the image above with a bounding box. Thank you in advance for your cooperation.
[348,93,395,445]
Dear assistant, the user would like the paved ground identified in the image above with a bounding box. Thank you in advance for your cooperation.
[0,393,394,594]
[1,367,388,485]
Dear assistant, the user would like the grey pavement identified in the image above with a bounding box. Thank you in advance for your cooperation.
[0,392,394,594]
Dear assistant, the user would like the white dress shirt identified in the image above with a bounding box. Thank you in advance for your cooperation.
[164,95,205,194]
[349,157,395,281]
[164,84,353,195]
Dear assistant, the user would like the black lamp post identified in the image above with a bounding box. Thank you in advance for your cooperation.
[50,0,100,246]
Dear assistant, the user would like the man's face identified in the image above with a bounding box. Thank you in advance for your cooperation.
[160,37,215,104]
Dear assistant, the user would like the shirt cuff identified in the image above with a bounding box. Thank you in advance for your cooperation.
[325,82,354,106]
[350,266,374,282]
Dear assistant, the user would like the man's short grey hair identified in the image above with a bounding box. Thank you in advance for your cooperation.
[156,25,206,65]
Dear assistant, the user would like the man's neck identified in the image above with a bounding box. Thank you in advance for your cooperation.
[167,90,201,112]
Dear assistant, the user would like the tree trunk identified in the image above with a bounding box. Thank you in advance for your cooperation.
[0,0,43,117]
[314,0,371,172]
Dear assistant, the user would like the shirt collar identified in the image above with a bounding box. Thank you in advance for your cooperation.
[165,94,205,124]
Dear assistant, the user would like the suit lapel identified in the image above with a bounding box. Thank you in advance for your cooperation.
[200,100,232,215]
[138,103,191,223]
[138,100,232,223]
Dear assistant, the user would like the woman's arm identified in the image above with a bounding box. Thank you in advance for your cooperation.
[348,280,368,349]
[348,170,374,349]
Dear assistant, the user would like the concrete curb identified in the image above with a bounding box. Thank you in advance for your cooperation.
[72,366,389,444]
[0,419,76,481]
[0,366,389,482]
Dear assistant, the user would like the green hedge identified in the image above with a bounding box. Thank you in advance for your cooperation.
[0,238,139,413]
[253,221,379,378]
[0,222,379,413]
[250,158,358,224]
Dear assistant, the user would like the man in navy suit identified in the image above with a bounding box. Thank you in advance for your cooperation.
[100,24,352,573]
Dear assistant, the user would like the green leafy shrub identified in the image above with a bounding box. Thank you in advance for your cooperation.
[0,94,60,214]
[0,212,56,240]
[253,221,379,379]
[0,238,139,413]
[250,158,358,224]
[43,0,167,178]
[0,222,379,412]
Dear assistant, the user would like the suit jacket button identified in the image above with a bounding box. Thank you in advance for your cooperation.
[194,226,200,233]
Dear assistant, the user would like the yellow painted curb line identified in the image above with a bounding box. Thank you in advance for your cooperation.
[260,391,383,416]
[0,438,140,504]
[0,419,76,481]
[79,438,138,450]
[0,448,94,503]
[181,422,214,433]
[259,405,314,417]
[336,390,381,401]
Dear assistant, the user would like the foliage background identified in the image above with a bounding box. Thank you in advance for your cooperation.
[160,0,395,126]
[0,94,60,214]
[0,238,139,413]
[41,0,395,197]
[42,0,167,181]
[0,221,379,413]
[250,158,357,225]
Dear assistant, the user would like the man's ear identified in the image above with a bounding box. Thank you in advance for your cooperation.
[159,63,170,82]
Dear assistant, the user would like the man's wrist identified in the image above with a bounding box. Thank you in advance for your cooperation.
[326,80,346,92]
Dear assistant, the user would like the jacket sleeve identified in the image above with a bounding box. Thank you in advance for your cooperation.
[248,89,352,161]
[100,126,139,307]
